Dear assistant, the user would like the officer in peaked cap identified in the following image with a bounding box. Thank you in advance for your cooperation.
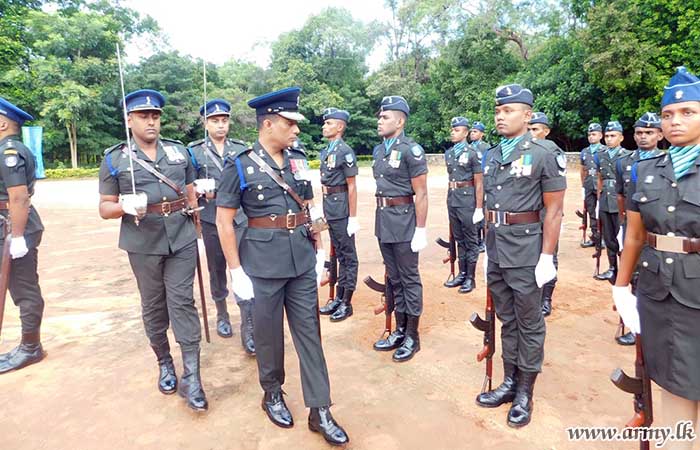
[317,107,359,323]
[469,120,490,252]
[371,95,429,363]
[443,116,483,294]
[98,89,208,411]
[614,66,700,432]
[0,97,47,374]
[215,87,349,446]
[186,99,256,354]
[579,122,604,248]
[476,84,566,428]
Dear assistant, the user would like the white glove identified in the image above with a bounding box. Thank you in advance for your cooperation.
[197,238,206,256]
[617,226,624,251]
[194,178,215,194]
[230,266,255,300]
[410,227,427,253]
[315,249,326,285]
[119,192,147,217]
[534,253,557,288]
[9,235,28,259]
[309,205,323,221]
[472,208,484,224]
[612,285,640,334]
[346,216,360,237]
[581,188,586,200]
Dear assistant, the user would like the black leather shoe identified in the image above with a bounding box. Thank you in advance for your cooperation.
[507,371,537,428]
[0,332,46,374]
[478,242,486,253]
[373,312,407,351]
[217,318,233,338]
[330,290,353,322]
[393,315,420,362]
[476,362,517,407]
[308,406,349,446]
[262,391,294,428]
[444,272,467,288]
[239,301,256,356]
[178,349,208,411]
[595,268,616,281]
[580,240,595,248]
[616,331,636,346]
[320,287,344,315]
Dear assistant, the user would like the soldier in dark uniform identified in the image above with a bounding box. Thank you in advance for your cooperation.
[443,116,483,294]
[187,99,255,355]
[98,89,207,411]
[469,121,489,252]
[317,107,359,322]
[614,66,700,442]
[579,123,604,248]
[527,112,560,317]
[594,121,631,283]
[371,95,429,363]
[475,85,566,428]
[215,87,348,446]
[0,97,46,374]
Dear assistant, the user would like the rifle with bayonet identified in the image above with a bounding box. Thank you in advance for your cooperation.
[436,224,456,285]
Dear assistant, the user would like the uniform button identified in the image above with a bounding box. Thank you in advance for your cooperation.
[380,174,384,178]
[494,223,500,228]
[288,209,292,213]
[640,196,647,202]
[333,197,337,200]
[642,261,648,268]
[257,184,263,190]
[155,164,160,168]
[280,170,284,174]
[667,206,676,212]
[497,185,502,190]
[500,166,504,170]
[671,182,677,187]
[494,203,500,209]
[667,232,676,237]
[159,179,163,183]
[379,191,383,195]
[380,207,384,210]
[289,230,293,234]
[525,229,530,234]
[666,258,674,264]
[162,197,167,201]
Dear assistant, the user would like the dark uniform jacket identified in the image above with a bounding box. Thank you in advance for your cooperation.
[99,138,196,255]
[595,147,632,213]
[471,140,490,162]
[445,143,482,210]
[580,144,604,192]
[616,149,662,199]
[482,133,567,268]
[372,132,428,243]
[216,141,315,279]
[319,138,358,221]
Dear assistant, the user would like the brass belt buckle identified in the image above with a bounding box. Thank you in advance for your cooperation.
[285,213,297,229]
[161,202,172,216]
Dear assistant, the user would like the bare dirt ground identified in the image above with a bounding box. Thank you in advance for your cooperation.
[0,166,659,450]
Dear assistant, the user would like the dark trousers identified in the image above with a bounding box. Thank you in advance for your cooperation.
[584,189,599,239]
[327,218,358,291]
[201,221,228,302]
[379,240,423,316]
[448,206,479,268]
[128,240,201,352]
[250,268,331,407]
[4,247,45,334]
[487,260,546,372]
[599,210,620,262]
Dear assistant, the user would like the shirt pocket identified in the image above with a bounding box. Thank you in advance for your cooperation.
[632,189,663,214]
[637,249,665,301]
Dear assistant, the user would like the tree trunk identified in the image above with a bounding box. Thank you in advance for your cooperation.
[67,122,78,169]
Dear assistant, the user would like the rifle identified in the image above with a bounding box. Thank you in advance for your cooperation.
[319,243,338,304]
[0,216,11,338]
[611,338,653,450]
[575,201,588,245]
[436,224,456,284]
[364,271,394,339]
[592,212,603,277]
[470,288,496,393]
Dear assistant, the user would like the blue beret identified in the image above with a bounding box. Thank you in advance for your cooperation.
[634,112,661,129]
[605,121,623,133]
[323,107,350,122]
[471,121,486,132]
[0,97,33,126]
[529,112,549,126]
[248,87,305,121]
[662,66,700,108]
[200,99,231,117]
[379,95,410,116]
[495,84,533,106]
[123,89,165,113]
[587,123,602,133]
[450,116,469,128]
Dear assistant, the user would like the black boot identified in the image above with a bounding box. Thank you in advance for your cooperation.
[215,300,233,338]
[616,331,636,346]
[330,289,353,322]
[507,370,538,428]
[476,362,517,407]
[595,255,617,282]
[445,258,467,288]
[0,331,46,374]
[151,341,177,395]
[541,282,555,317]
[373,311,407,351]
[239,301,256,356]
[459,261,477,294]
[308,406,349,446]
[262,390,294,428]
[178,349,208,411]
[320,286,344,315]
[393,314,420,362]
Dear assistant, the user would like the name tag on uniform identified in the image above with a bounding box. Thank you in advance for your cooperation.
[164,145,185,163]
[389,149,402,168]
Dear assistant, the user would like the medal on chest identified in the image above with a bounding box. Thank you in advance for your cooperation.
[163,145,185,163]
[327,153,336,169]
[510,154,533,177]
[389,149,402,168]
[290,158,311,180]
[458,152,469,164]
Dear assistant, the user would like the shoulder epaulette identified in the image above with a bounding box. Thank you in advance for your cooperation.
[228,138,247,146]
[187,138,205,148]
[104,141,126,155]
[161,137,184,146]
